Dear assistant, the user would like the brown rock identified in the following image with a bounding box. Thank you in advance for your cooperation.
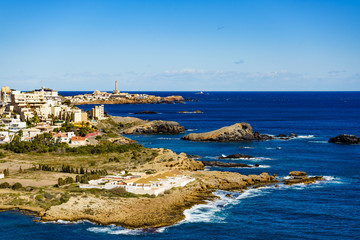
[289,171,307,177]
[122,120,185,135]
[182,123,255,142]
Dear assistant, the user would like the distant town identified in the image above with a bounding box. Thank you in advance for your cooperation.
[0,81,184,146]
[0,85,104,146]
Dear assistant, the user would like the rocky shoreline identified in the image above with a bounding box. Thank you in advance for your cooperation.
[201,161,256,168]
[0,153,325,229]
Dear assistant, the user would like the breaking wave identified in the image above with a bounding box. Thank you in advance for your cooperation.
[296,135,315,139]
[204,156,273,161]
[183,175,342,224]
[87,226,166,235]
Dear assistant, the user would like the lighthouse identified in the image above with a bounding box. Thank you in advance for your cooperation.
[113,80,120,94]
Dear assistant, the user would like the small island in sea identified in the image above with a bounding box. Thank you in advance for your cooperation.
[0,85,327,229]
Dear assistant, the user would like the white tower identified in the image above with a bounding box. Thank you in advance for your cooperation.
[113,80,120,94]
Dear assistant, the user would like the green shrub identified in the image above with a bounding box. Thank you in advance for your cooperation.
[35,194,44,201]
[11,182,23,190]
[0,152,5,159]
[0,182,10,188]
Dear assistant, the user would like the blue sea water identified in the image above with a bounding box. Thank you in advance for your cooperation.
[1,91,360,240]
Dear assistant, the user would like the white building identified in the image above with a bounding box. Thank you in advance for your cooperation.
[0,131,11,144]
[1,86,11,103]
[0,118,27,133]
[52,132,76,143]
[80,170,195,196]
[92,105,105,120]
[0,173,4,179]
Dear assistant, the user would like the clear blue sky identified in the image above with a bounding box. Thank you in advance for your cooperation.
[1,0,359,91]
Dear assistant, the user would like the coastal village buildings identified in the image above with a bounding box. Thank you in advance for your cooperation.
[0,85,94,144]
[80,170,195,196]
[8,86,87,123]
[1,87,11,103]
[0,117,26,132]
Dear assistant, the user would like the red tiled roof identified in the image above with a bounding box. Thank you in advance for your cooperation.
[71,136,86,141]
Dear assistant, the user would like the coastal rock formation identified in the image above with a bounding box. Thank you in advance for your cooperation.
[276,133,298,140]
[289,171,307,177]
[284,171,323,185]
[134,111,158,114]
[135,148,205,172]
[218,153,254,159]
[181,123,272,142]
[191,171,277,190]
[121,120,185,135]
[328,134,360,144]
[163,96,185,103]
[42,183,212,228]
[201,161,254,168]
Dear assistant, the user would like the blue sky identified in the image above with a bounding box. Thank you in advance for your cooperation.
[0,0,359,91]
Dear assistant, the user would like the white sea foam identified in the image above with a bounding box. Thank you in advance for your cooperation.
[239,146,253,149]
[210,155,272,161]
[183,190,236,223]
[42,219,91,224]
[87,226,166,235]
[239,157,273,161]
[256,165,271,168]
[231,164,271,169]
[156,137,179,140]
[187,129,198,132]
[296,135,315,139]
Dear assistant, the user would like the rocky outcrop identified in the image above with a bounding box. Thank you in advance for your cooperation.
[289,171,307,177]
[121,120,185,135]
[329,134,360,144]
[276,133,298,140]
[218,153,254,159]
[134,111,158,114]
[163,96,185,103]
[181,123,272,142]
[163,152,204,171]
[284,171,323,185]
[191,171,278,190]
[201,161,255,168]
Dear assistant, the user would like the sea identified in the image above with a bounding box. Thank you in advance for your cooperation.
[1,91,359,240]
